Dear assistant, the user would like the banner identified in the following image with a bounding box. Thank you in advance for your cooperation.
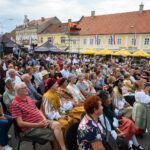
[133,32,136,46]
[110,34,115,45]
[95,35,99,45]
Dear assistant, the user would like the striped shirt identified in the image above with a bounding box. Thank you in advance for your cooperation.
[10,96,43,132]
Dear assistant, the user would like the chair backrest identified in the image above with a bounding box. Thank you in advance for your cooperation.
[13,119,22,139]
[64,122,79,150]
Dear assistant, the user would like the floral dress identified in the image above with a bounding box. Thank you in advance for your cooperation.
[77,114,102,150]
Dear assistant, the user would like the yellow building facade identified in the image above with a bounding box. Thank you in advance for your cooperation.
[73,34,150,52]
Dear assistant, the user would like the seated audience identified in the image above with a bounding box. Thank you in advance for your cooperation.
[67,75,85,103]
[132,80,150,133]
[57,77,85,121]
[21,74,42,108]
[113,79,133,118]
[6,69,21,85]
[0,101,12,150]
[10,82,67,150]
[3,79,15,112]
[41,78,74,131]
[77,96,105,150]
[99,90,144,150]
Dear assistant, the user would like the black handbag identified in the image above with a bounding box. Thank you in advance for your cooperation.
[99,116,118,150]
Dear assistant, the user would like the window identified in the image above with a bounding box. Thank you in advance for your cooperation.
[60,37,65,43]
[48,37,52,43]
[73,39,76,45]
[83,39,87,45]
[144,38,150,45]
[108,38,113,45]
[131,38,134,45]
[90,39,93,45]
[97,39,101,45]
[117,38,122,45]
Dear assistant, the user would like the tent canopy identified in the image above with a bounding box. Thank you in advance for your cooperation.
[35,41,62,53]
[0,35,17,48]
[81,48,97,55]
[132,49,150,57]
[113,49,131,57]
[95,49,113,55]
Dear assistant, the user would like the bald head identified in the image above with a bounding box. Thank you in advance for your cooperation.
[21,74,31,83]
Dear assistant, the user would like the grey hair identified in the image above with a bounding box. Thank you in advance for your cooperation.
[14,82,26,94]
[8,69,16,75]
[68,75,77,82]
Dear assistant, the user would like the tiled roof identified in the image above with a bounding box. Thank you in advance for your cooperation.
[16,17,53,29]
[40,22,80,34]
[78,10,150,35]
[41,23,68,34]
[28,17,51,26]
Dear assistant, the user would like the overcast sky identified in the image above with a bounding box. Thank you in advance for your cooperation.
[0,0,150,33]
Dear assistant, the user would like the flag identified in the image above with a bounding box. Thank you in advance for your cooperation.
[110,34,115,45]
[52,36,54,44]
[134,32,136,46]
[20,36,23,44]
[95,35,99,45]
[30,37,32,44]
[28,37,32,45]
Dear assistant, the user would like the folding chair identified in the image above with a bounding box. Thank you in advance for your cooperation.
[13,119,53,150]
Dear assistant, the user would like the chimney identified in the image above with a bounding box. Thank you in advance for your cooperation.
[68,19,72,23]
[91,11,95,17]
[41,17,45,21]
[139,3,144,13]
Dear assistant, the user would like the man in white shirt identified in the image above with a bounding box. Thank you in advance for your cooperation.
[60,65,71,78]
[6,69,21,85]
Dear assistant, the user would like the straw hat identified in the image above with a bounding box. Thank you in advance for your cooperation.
[41,70,50,77]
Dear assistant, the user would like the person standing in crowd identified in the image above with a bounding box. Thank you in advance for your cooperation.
[10,82,67,150]
[12,44,19,59]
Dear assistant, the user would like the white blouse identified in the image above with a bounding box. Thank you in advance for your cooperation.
[135,90,150,104]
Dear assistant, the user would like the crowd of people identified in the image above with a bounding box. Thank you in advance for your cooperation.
[0,52,150,150]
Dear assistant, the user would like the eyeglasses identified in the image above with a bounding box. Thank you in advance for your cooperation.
[19,87,28,90]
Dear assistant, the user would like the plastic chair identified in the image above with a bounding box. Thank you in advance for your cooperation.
[64,122,79,150]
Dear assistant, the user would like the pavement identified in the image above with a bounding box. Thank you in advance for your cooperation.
[8,126,150,150]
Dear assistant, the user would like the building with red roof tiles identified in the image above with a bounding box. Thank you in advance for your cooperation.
[15,15,61,46]
[75,4,150,52]
[38,19,80,51]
